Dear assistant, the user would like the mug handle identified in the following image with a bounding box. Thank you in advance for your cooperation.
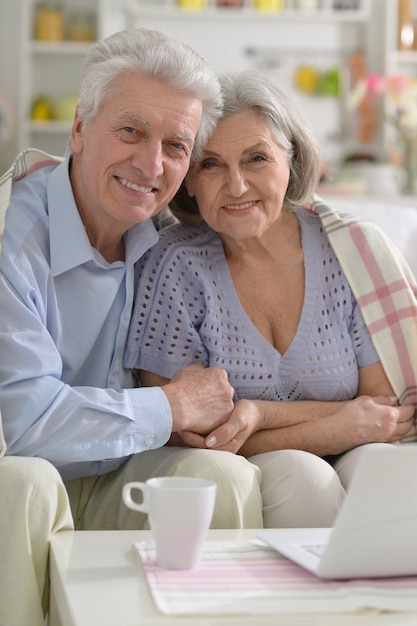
[122,481,148,513]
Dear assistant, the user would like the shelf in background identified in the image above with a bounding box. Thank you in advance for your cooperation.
[26,120,73,133]
[28,41,94,54]
[391,50,417,64]
[126,7,370,21]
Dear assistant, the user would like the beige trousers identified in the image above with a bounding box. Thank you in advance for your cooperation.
[0,456,73,626]
[65,447,263,530]
[0,448,262,625]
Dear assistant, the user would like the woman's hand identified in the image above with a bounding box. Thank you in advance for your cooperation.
[169,394,415,457]
[332,395,415,446]
[178,399,265,453]
[241,395,414,458]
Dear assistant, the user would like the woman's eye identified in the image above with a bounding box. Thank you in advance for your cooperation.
[249,154,267,163]
[201,160,218,169]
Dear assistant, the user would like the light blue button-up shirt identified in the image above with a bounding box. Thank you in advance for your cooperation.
[0,158,172,480]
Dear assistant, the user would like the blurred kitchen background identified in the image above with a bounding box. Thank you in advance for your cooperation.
[1,0,417,196]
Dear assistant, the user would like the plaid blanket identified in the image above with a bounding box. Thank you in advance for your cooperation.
[309,196,417,442]
[0,148,64,253]
[1,151,416,446]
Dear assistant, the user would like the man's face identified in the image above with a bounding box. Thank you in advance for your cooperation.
[70,71,203,239]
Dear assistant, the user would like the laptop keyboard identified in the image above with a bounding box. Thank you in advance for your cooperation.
[300,543,325,558]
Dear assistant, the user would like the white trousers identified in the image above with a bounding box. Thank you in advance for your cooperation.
[250,442,394,528]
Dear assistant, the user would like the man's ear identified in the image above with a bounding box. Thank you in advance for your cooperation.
[71,105,84,154]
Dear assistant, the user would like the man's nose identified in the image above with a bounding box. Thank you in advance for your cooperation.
[132,142,164,179]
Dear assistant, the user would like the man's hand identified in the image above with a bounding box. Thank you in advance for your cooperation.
[162,363,234,434]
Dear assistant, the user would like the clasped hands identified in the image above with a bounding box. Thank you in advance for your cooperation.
[165,364,416,455]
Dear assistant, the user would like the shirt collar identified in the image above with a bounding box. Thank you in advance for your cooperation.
[49,158,159,276]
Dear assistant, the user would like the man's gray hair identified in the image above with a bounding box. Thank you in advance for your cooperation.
[69,28,223,160]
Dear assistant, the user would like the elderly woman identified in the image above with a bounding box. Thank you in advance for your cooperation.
[125,70,416,528]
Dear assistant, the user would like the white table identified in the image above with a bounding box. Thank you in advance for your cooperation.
[49,529,417,626]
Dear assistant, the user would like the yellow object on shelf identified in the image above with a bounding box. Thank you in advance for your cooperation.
[294,65,320,93]
[31,96,53,122]
[254,0,284,11]
[34,3,64,41]
[177,0,207,9]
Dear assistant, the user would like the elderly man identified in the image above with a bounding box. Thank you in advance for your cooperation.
[0,28,262,625]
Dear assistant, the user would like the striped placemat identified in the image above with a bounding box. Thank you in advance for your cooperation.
[134,539,417,616]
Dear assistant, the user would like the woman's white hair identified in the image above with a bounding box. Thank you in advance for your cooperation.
[67,28,223,159]
[218,70,321,210]
[170,69,321,224]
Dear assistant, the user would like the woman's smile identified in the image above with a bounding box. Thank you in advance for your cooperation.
[222,200,258,211]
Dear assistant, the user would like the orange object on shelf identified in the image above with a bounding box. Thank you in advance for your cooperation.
[217,0,242,5]
[398,0,415,51]
[349,52,375,144]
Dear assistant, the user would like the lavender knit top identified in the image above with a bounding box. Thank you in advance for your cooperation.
[125,209,379,402]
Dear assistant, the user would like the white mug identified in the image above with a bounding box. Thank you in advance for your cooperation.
[122,476,217,569]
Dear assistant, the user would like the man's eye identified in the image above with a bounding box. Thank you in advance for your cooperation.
[123,127,136,135]
[171,141,186,151]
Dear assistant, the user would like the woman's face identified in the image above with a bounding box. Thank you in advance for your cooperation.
[186,109,290,243]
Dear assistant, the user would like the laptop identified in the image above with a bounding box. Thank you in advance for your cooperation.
[257,444,417,579]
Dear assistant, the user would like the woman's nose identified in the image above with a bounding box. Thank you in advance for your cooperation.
[225,169,248,197]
